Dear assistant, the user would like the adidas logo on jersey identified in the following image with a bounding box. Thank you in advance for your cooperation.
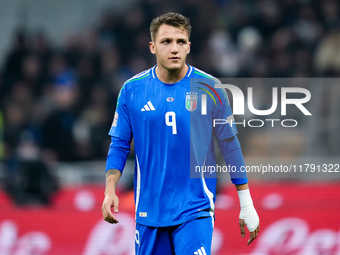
[194,246,207,255]
[141,101,156,111]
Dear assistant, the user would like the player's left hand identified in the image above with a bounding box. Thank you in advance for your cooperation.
[239,205,260,245]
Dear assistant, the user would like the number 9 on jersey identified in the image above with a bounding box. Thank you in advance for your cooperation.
[165,111,177,135]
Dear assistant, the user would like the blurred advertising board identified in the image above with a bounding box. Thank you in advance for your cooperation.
[0,182,339,255]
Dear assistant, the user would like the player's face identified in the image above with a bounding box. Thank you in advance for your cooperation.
[150,24,191,72]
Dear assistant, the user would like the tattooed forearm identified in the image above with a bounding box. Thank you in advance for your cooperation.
[106,169,120,178]
[105,169,121,188]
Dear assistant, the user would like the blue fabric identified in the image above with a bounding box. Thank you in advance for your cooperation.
[218,136,248,185]
[108,65,238,227]
[105,136,130,172]
[135,216,213,255]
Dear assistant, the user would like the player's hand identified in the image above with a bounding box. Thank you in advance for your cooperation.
[239,205,260,245]
[102,193,119,224]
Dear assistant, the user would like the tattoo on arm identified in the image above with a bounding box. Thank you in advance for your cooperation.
[106,169,120,178]
[106,169,121,187]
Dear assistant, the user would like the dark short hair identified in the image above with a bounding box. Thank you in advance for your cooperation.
[150,12,191,41]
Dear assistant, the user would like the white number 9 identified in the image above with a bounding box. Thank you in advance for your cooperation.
[165,111,177,135]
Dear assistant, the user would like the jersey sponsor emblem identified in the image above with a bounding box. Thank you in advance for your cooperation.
[194,246,207,255]
[185,92,198,112]
[112,112,118,127]
[139,212,147,217]
[166,97,174,102]
[141,101,156,111]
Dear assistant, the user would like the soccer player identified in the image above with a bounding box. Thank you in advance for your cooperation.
[102,12,259,254]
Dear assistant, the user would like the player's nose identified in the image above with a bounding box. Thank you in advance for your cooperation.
[171,42,178,53]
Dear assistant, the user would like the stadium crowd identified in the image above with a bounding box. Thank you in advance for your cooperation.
[0,0,340,165]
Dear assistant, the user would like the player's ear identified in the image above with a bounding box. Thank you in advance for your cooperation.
[187,41,191,54]
[150,41,156,55]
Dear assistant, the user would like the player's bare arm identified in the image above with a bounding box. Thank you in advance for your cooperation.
[102,169,121,224]
[236,183,260,245]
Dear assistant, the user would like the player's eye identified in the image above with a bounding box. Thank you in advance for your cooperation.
[178,40,186,44]
[162,39,171,44]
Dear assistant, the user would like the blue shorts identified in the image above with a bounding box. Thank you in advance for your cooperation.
[135,216,213,255]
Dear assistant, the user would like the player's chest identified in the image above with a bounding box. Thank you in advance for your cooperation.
[128,84,202,122]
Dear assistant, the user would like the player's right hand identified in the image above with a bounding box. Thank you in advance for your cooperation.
[102,193,119,224]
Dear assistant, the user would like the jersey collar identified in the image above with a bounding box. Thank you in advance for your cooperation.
[151,65,193,86]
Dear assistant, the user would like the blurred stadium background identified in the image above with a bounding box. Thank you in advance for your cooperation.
[0,0,339,254]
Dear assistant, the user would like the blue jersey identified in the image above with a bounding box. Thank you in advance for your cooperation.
[109,65,237,227]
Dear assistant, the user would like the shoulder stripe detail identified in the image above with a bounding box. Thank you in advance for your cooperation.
[117,70,151,108]
[124,70,150,85]
[221,87,229,104]
[132,69,150,79]
[193,68,213,77]
[193,69,221,84]
[126,73,150,84]
[117,69,151,108]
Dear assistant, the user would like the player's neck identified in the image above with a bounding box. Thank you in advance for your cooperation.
[155,64,188,84]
